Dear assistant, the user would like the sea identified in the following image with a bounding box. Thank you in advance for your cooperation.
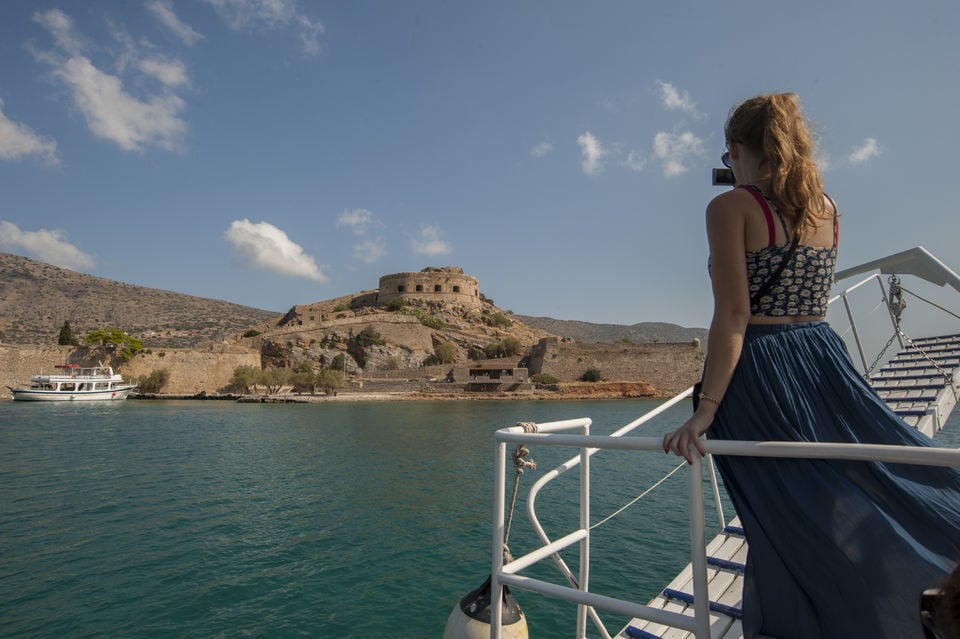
[2,398,958,639]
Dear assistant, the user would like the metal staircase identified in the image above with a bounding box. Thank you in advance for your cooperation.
[869,334,960,438]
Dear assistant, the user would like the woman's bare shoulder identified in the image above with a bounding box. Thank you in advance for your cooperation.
[706,187,754,221]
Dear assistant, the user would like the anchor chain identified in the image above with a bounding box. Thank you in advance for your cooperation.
[864,276,956,395]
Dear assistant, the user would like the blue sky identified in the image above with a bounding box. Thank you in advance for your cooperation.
[1,0,959,332]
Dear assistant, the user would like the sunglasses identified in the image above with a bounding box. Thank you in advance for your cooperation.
[721,151,732,168]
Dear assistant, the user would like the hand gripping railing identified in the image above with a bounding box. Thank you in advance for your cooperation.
[489,421,960,639]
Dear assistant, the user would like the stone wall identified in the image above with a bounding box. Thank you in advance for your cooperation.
[1,343,260,396]
[528,337,705,395]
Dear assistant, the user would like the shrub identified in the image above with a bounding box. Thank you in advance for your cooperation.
[242,329,261,338]
[580,368,603,382]
[486,312,513,329]
[386,298,407,312]
[136,369,170,393]
[531,373,559,385]
[485,337,523,359]
[435,341,458,364]
[333,303,351,312]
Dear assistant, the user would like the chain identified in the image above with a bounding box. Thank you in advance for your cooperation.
[863,276,955,391]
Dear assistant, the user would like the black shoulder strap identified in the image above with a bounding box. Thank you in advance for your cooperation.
[750,234,799,307]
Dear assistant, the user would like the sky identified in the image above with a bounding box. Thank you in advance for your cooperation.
[1,0,959,334]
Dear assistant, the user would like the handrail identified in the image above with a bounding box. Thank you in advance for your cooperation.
[490,425,960,639]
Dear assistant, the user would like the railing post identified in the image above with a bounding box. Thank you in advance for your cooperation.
[491,440,508,639]
[577,422,590,638]
[843,293,869,373]
[688,453,710,638]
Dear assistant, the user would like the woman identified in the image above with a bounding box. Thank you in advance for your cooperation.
[662,93,960,638]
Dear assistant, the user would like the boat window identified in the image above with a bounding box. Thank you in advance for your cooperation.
[61,383,75,391]
[95,382,108,390]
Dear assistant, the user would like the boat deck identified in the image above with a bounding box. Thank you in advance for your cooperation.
[616,335,960,639]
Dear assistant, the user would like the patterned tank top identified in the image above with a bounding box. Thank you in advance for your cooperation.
[741,185,839,317]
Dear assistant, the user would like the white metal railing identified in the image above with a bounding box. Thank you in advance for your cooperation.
[489,422,960,639]
[488,252,960,637]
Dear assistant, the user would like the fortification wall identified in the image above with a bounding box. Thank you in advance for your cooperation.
[528,337,705,395]
[378,267,481,309]
[0,343,260,396]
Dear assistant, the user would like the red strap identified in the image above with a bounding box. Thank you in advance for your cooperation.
[825,193,840,248]
[738,185,775,246]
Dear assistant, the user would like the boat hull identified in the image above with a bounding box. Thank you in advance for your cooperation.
[11,387,135,401]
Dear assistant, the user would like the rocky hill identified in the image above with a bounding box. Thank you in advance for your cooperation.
[515,315,707,345]
[0,252,707,365]
[0,252,278,347]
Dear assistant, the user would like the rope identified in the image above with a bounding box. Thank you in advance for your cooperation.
[503,422,537,564]
[591,462,686,529]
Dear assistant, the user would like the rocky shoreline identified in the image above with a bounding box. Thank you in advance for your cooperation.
[132,381,669,403]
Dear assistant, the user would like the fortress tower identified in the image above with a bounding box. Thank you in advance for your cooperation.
[378,267,481,309]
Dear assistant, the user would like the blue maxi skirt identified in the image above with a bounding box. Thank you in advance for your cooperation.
[706,321,960,639]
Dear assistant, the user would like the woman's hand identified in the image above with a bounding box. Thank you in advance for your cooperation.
[662,413,713,464]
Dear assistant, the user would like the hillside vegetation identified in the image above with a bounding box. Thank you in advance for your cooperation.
[0,252,277,347]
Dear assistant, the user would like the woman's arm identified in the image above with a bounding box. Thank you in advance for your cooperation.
[663,191,751,463]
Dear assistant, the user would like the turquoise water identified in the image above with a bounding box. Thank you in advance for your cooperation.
[1,399,958,638]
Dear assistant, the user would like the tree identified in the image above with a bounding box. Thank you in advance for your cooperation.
[58,320,78,346]
[291,362,316,394]
[262,367,291,394]
[317,369,346,395]
[230,365,261,394]
[83,328,143,362]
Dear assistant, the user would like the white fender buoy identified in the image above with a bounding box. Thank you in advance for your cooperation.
[442,575,528,639]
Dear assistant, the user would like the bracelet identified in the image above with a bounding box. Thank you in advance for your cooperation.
[698,391,722,406]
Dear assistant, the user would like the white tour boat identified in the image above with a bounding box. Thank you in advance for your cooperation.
[8,363,136,401]
[473,246,960,639]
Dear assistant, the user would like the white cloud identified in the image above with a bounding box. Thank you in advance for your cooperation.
[224,219,328,281]
[530,141,553,158]
[33,8,84,56]
[146,0,204,46]
[337,208,376,235]
[33,9,188,153]
[354,237,386,264]
[577,132,606,175]
[0,98,60,165]
[624,151,646,173]
[848,137,881,165]
[657,81,699,117]
[0,221,94,270]
[653,130,704,177]
[206,0,325,56]
[137,58,189,88]
[411,225,451,256]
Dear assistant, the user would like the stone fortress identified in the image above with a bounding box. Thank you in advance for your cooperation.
[376,266,481,309]
[0,265,704,398]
